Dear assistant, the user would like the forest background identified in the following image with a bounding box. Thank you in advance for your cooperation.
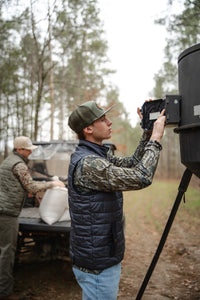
[0,0,200,185]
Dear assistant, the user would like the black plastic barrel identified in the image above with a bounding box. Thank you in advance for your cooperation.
[177,43,200,178]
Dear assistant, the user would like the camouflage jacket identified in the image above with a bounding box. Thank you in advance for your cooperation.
[13,155,53,194]
[0,151,53,217]
[74,131,162,193]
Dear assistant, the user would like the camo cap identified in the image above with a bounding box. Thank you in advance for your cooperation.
[68,101,114,133]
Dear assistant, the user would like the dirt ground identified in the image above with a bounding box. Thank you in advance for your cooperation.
[14,181,200,300]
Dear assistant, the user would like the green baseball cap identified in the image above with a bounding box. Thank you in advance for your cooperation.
[68,101,114,133]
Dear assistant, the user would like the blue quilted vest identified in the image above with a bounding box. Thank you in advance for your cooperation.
[68,140,125,270]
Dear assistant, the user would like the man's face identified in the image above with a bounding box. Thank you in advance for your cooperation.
[90,115,112,143]
[17,148,32,158]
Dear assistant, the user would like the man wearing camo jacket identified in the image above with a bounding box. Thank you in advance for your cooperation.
[0,136,65,300]
[68,101,166,300]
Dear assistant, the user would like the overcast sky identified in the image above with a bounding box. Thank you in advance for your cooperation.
[98,0,182,126]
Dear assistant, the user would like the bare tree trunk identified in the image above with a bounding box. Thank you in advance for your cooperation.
[31,0,50,140]
[48,2,54,140]
[34,77,44,140]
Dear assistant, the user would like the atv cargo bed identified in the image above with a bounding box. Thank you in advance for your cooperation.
[19,207,71,233]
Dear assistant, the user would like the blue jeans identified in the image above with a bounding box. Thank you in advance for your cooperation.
[73,263,121,300]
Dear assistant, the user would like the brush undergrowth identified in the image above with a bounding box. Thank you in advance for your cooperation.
[123,180,200,234]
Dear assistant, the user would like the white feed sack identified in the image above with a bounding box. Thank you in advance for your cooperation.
[39,187,69,225]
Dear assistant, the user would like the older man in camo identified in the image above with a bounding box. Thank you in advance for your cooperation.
[0,136,65,300]
[67,101,166,300]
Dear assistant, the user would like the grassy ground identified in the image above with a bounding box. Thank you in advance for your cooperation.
[119,179,200,299]
[124,179,200,234]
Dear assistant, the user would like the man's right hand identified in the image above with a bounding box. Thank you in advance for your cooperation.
[51,180,65,188]
[150,109,166,143]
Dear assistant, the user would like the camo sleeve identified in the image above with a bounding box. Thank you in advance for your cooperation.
[108,130,152,167]
[74,139,162,193]
[13,162,53,194]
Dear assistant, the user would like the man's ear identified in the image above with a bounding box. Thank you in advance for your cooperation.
[16,148,21,154]
[83,125,93,135]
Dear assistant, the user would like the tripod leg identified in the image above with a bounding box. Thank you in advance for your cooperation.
[135,168,192,300]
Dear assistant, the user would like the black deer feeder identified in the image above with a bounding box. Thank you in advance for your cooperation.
[175,43,200,178]
[136,43,200,299]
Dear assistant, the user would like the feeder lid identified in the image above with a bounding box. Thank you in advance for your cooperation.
[178,43,200,63]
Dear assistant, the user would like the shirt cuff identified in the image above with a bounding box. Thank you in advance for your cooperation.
[146,140,162,151]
